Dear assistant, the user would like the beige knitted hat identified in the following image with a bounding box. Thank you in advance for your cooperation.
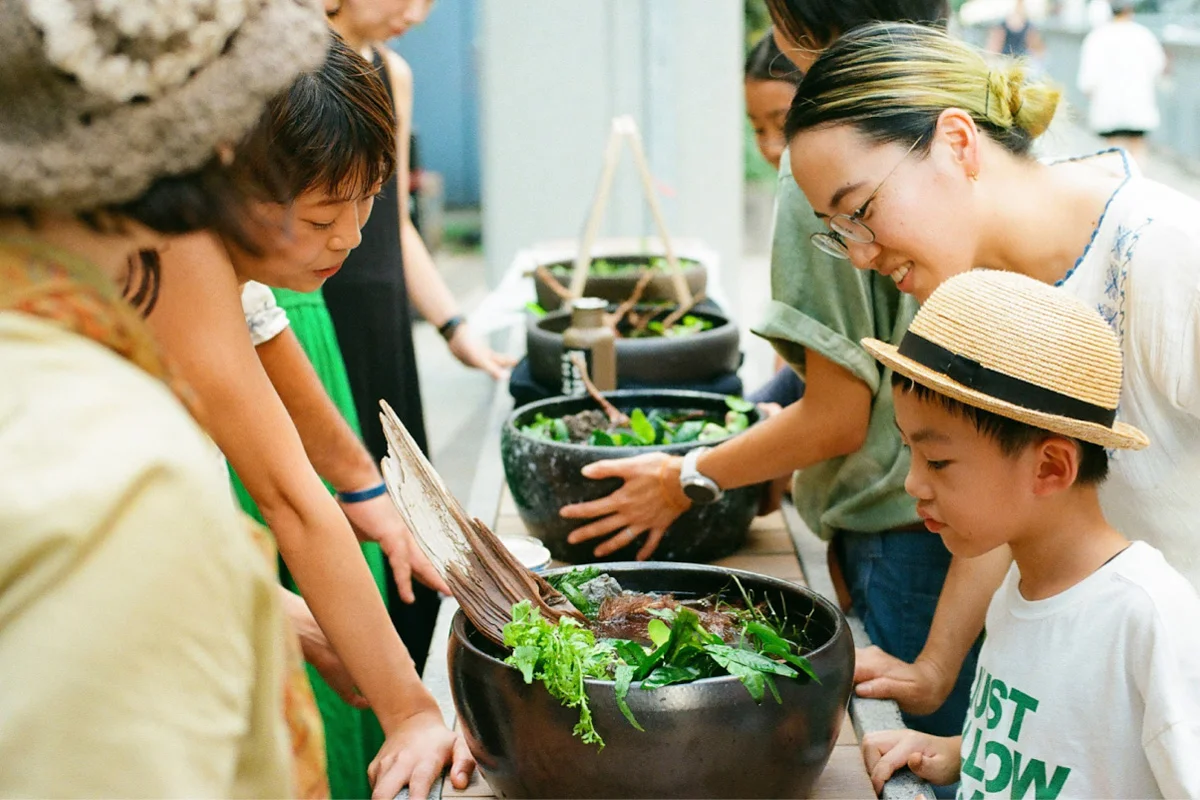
[0,0,329,211]
[863,269,1149,451]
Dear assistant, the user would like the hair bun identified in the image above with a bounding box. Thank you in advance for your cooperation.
[986,64,1060,139]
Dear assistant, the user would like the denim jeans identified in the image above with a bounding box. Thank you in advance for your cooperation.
[834,528,981,738]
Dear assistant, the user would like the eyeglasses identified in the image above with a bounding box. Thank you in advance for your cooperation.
[811,137,924,260]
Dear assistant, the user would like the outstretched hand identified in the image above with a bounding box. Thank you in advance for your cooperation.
[854,645,955,717]
[340,493,450,601]
[559,452,690,560]
[861,729,960,794]
[369,709,475,800]
[447,321,516,380]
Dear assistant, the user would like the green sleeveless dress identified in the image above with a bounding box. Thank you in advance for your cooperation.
[229,286,387,800]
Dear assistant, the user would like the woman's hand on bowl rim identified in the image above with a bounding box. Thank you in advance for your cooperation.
[559,452,689,560]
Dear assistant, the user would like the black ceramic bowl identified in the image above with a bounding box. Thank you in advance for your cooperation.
[449,562,855,799]
[525,304,740,391]
[533,257,709,313]
[502,390,761,563]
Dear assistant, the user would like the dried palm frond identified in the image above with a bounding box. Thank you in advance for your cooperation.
[378,401,583,646]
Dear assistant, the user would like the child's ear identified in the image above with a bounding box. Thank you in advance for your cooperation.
[1031,436,1080,496]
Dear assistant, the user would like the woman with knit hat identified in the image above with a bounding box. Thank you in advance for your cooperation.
[782,21,1200,722]
[0,0,328,795]
[145,34,473,800]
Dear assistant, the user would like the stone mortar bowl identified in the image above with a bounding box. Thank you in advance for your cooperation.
[533,257,708,313]
[502,390,761,564]
[525,304,740,392]
[449,562,855,799]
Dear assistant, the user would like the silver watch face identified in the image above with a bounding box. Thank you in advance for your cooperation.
[682,480,719,504]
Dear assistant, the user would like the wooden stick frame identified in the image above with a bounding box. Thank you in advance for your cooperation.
[568,115,693,307]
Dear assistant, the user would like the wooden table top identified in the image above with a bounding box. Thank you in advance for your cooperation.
[433,492,877,800]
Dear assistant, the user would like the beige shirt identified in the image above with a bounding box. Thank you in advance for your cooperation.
[0,312,292,798]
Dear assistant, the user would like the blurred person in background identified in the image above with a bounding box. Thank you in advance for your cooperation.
[986,0,1046,59]
[0,0,328,795]
[1078,0,1166,163]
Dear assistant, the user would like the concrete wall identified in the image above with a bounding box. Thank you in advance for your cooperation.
[479,1,743,302]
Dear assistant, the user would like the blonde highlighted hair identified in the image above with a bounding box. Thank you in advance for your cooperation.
[784,23,1062,157]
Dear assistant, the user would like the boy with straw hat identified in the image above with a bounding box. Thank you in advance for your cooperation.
[858,270,1200,799]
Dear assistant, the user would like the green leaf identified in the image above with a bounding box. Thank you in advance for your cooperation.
[704,644,798,679]
[647,619,671,648]
[614,639,650,670]
[723,660,767,702]
[725,396,755,413]
[511,645,541,683]
[633,640,671,681]
[642,663,704,689]
[629,408,657,445]
[673,420,705,443]
[546,567,603,618]
[744,621,790,650]
[551,417,570,442]
[525,301,548,317]
[697,422,730,442]
[590,429,615,446]
[725,412,749,434]
[765,674,782,705]
[772,650,820,683]
[613,662,644,731]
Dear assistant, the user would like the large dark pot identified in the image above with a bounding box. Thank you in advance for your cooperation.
[502,390,761,563]
[533,256,708,313]
[526,304,740,392]
[449,562,855,799]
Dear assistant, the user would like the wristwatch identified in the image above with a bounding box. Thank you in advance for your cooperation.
[680,447,724,505]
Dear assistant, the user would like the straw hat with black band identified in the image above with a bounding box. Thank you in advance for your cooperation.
[863,269,1149,451]
[0,0,329,212]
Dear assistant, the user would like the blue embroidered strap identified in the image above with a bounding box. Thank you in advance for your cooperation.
[335,482,389,503]
[897,332,1117,427]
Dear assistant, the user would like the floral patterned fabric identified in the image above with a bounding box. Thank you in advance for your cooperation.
[0,237,329,798]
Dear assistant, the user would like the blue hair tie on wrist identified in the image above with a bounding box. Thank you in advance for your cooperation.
[336,482,388,503]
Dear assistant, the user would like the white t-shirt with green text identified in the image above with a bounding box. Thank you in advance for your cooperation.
[957,542,1200,799]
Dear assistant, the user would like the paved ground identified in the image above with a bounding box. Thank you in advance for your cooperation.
[416,120,1200,507]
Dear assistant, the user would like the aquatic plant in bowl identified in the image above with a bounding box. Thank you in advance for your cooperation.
[501,390,763,563]
[448,562,855,799]
[533,254,708,313]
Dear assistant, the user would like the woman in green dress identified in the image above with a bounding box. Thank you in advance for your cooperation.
[235,281,388,799]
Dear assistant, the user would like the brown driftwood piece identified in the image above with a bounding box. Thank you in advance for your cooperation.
[378,401,583,646]
[604,268,656,330]
[659,290,707,330]
[535,265,573,301]
[569,352,629,427]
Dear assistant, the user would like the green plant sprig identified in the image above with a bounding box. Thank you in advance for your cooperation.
[520,396,753,447]
[501,571,818,749]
